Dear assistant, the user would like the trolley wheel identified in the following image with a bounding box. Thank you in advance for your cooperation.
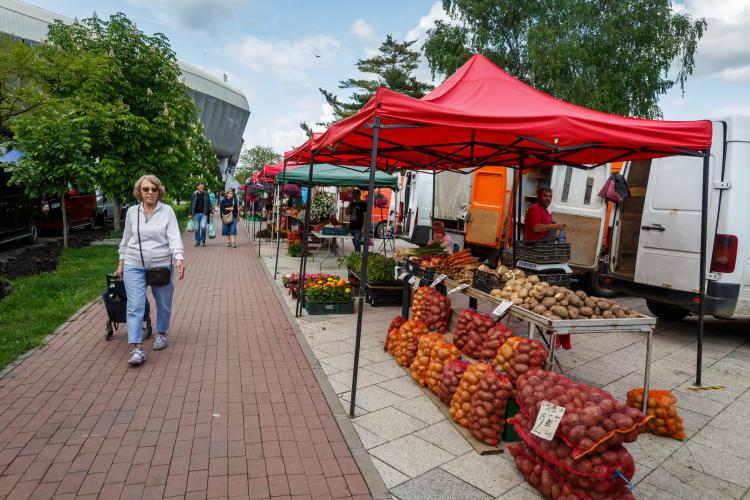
[106,321,113,341]
[145,318,153,339]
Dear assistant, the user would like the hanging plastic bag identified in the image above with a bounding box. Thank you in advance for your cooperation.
[207,219,216,239]
[187,219,195,232]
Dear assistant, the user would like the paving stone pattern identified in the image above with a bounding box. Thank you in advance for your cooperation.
[267,237,750,500]
[0,229,371,499]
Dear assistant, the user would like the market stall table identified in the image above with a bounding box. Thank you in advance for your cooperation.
[310,231,347,270]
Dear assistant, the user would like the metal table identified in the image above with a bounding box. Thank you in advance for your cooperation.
[311,231,348,270]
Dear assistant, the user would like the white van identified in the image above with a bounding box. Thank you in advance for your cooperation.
[601,116,750,320]
[398,171,433,245]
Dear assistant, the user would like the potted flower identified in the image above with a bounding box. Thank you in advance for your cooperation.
[303,275,354,314]
[309,192,335,222]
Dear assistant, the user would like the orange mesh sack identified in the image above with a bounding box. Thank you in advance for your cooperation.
[626,388,685,441]
[426,341,461,393]
[438,358,470,405]
[384,316,407,353]
[468,368,513,446]
[391,320,429,367]
[449,362,492,428]
[453,309,497,359]
[410,286,431,320]
[506,338,548,384]
[410,333,445,386]
[516,369,650,458]
[494,336,523,374]
[418,289,452,333]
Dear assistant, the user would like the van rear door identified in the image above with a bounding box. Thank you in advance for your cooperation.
[548,164,609,270]
[633,124,722,292]
[465,166,509,248]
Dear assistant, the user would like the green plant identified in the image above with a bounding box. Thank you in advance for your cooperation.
[287,242,303,257]
[341,252,395,282]
[309,192,335,222]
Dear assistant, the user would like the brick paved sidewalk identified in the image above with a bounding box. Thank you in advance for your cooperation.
[0,228,372,499]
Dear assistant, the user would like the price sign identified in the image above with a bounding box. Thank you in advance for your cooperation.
[398,272,408,280]
[410,277,421,290]
[408,276,417,284]
[530,401,566,441]
[431,274,447,288]
[492,300,513,318]
[447,283,469,295]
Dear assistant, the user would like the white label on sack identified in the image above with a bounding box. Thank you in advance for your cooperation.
[492,300,513,318]
[398,272,408,280]
[411,277,421,290]
[431,274,447,288]
[408,276,417,284]
[531,401,566,441]
[447,283,469,294]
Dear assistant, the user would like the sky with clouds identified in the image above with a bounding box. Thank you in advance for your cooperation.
[30,0,750,156]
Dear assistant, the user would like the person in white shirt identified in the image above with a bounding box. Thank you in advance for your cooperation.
[116,175,185,366]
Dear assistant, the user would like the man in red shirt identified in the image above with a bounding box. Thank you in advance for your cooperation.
[524,188,566,241]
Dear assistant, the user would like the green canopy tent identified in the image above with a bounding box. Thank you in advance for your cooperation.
[273,163,398,295]
[275,163,398,188]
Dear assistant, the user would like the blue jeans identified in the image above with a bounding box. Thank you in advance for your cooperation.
[351,228,362,253]
[194,213,207,243]
[123,265,174,344]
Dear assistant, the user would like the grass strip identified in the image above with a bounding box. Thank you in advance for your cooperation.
[0,246,116,370]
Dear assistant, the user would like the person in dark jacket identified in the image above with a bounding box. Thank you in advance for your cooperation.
[189,182,212,247]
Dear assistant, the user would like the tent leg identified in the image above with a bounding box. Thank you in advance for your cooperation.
[696,150,710,386]
[274,160,288,280]
[431,167,436,240]
[296,160,315,317]
[513,158,524,264]
[350,117,381,418]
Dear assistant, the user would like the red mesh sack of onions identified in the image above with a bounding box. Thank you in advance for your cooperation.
[510,413,635,494]
[507,443,634,500]
[417,289,451,333]
[453,309,496,358]
[391,320,430,367]
[506,338,548,384]
[516,369,650,458]
[384,316,408,352]
[438,358,471,405]
[468,368,513,446]
[410,333,445,386]
[425,341,461,393]
[410,286,431,320]
[477,323,512,360]
[449,362,493,428]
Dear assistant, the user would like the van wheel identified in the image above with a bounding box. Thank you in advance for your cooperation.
[375,222,386,238]
[646,300,689,322]
[88,213,97,229]
[27,221,39,244]
[586,270,617,298]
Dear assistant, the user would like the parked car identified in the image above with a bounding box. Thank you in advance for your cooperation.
[0,168,39,246]
[39,187,98,232]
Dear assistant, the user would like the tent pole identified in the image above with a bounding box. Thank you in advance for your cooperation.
[274,159,288,280]
[351,117,381,417]
[514,157,524,263]
[696,149,710,386]
[296,159,315,317]
[431,166,436,240]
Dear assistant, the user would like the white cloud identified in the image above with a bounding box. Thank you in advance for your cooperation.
[226,34,343,78]
[350,18,377,42]
[127,0,248,31]
[405,1,451,84]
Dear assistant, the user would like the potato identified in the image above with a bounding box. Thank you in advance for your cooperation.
[544,288,556,297]
[551,305,569,319]
[614,309,626,318]
[542,297,557,308]
[490,289,502,298]
[527,275,540,284]
[567,294,583,308]
[554,292,566,302]
[549,315,562,320]
[533,304,547,315]
[584,297,596,308]
[567,306,580,319]
[575,290,587,300]
[597,301,611,311]
[579,306,593,317]
[518,288,529,299]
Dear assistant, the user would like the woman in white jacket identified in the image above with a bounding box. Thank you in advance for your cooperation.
[116,175,185,366]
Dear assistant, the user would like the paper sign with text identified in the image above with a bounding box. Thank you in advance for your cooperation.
[398,272,408,280]
[492,300,513,318]
[431,274,447,288]
[447,283,469,295]
[530,401,566,441]
[410,277,421,290]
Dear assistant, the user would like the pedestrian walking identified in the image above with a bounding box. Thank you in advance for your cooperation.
[346,189,367,253]
[189,182,212,247]
[116,175,184,366]
[221,188,239,247]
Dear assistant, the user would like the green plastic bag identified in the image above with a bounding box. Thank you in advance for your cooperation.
[186,219,195,232]
[208,220,216,239]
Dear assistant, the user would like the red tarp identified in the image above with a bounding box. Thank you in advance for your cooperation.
[287,54,711,169]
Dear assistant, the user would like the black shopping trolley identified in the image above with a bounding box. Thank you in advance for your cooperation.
[102,273,152,340]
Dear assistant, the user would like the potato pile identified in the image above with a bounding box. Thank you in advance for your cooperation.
[516,370,649,458]
[410,333,445,387]
[449,362,492,428]
[416,289,452,333]
[468,368,513,447]
[425,341,461,393]
[491,278,640,320]
[389,320,430,367]
[453,309,497,358]
[409,286,431,320]
[503,338,548,384]
[511,414,635,495]
[384,316,407,352]
[438,359,470,405]
[626,389,686,441]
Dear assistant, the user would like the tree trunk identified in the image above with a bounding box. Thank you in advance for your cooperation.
[113,198,122,232]
[61,195,69,249]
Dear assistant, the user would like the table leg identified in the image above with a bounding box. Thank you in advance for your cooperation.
[643,328,653,414]
[528,322,535,340]
[546,332,558,371]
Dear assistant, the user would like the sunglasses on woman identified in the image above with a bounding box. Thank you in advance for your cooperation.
[141,187,159,193]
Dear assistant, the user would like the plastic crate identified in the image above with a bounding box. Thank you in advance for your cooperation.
[321,226,349,236]
[534,272,572,288]
[472,269,502,293]
[303,297,354,315]
[515,241,571,264]
[365,286,403,307]
[414,266,435,282]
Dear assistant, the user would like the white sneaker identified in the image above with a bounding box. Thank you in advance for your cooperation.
[153,333,168,350]
[128,348,147,366]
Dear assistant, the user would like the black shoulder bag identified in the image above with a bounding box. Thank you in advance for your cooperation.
[137,204,172,287]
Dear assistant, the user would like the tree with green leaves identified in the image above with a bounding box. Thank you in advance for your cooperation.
[235,145,282,183]
[0,34,46,139]
[44,13,217,229]
[319,35,434,123]
[423,0,707,118]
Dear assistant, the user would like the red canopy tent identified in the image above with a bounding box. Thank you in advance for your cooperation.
[284,55,714,415]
